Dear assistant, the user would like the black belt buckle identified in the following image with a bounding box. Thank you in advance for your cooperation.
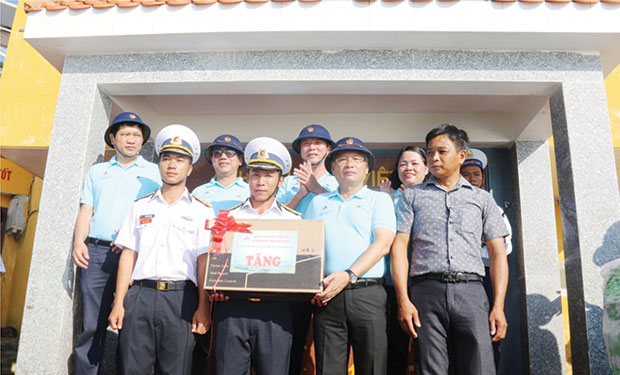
[442,272,459,283]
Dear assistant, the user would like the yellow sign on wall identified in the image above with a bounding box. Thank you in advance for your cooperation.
[0,157,33,196]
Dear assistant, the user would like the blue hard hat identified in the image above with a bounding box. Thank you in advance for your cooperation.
[291,124,335,154]
[325,137,375,175]
[205,134,245,164]
[104,112,151,147]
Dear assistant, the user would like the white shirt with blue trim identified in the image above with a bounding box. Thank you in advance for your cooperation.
[115,189,215,285]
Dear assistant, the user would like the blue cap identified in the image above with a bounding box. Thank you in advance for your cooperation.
[205,134,245,163]
[104,112,151,147]
[325,137,375,175]
[291,124,335,154]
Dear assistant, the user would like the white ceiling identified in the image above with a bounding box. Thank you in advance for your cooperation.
[110,93,552,146]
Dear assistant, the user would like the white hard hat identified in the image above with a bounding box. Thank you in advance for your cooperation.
[462,148,488,170]
[244,137,292,174]
[155,124,201,164]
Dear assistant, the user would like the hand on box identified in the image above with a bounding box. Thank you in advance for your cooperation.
[209,292,229,302]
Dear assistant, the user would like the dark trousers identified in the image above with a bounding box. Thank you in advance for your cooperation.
[214,300,293,375]
[482,267,501,370]
[75,243,119,375]
[289,301,313,375]
[385,285,411,375]
[314,285,387,375]
[191,331,211,375]
[410,279,495,375]
[119,282,198,375]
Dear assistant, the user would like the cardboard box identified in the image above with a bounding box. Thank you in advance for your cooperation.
[204,219,324,300]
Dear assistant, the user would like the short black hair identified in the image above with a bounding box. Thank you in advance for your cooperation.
[425,124,469,151]
[388,146,427,190]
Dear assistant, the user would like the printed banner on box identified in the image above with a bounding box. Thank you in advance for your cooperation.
[230,230,298,274]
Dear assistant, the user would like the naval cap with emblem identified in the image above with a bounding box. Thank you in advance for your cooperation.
[104,111,152,147]
[155,124,201,164]
[291,124,335,154]
[205,134,245,164]
[325,136,375,175]
[461,148,488,170]
[244,137,292,174]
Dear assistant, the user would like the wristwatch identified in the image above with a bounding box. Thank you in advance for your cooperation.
[345,269,358,284]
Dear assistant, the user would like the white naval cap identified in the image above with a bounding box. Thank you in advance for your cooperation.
[244,137,292,175]
[155,124,201,164]
[462,148,488,170]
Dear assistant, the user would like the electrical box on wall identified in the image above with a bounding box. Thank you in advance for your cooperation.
[6,195,28,240]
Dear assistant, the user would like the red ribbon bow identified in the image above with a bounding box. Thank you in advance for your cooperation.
[205,210,252,257]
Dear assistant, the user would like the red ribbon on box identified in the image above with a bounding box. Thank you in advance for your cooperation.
[205,209,252,257]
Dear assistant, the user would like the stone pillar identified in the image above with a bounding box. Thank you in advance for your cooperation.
[512,140,566,375]
[549,83,620,375]
[16,82,111,375]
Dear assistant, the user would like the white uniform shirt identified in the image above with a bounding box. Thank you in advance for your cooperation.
[115,188,215,285]
[229,198,301,221]
[481,204,513,266]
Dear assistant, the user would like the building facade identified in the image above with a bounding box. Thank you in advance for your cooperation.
[1,0,619,373]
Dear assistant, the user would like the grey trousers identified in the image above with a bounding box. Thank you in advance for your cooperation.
[119,282,197,375]
[409,279,495,375]
[75,243,119,375]
[214,300,293,375]
[313,284,387,375]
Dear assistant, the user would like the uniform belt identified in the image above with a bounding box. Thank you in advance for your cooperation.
[86,237,112,247]
[415,272,483,283]
[134,279,195,291]
[345,278,384,289]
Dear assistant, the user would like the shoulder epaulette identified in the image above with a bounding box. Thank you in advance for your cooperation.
[279,203,301,216]
[192,195,213,207]
[135,191,156,202]
[228,201,244,211]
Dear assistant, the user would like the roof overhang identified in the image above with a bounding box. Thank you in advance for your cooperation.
[23,1,620,75]
[1,0,16,31]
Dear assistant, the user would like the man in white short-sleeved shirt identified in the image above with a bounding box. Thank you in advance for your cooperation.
[109,124,214,374]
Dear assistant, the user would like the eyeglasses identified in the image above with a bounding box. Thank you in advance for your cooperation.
[334,156,366,165]
[212,149,238,158]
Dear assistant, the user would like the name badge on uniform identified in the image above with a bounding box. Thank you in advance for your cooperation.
[139,214,155,225]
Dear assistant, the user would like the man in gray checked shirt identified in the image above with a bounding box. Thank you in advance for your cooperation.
[391,124,510,375]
